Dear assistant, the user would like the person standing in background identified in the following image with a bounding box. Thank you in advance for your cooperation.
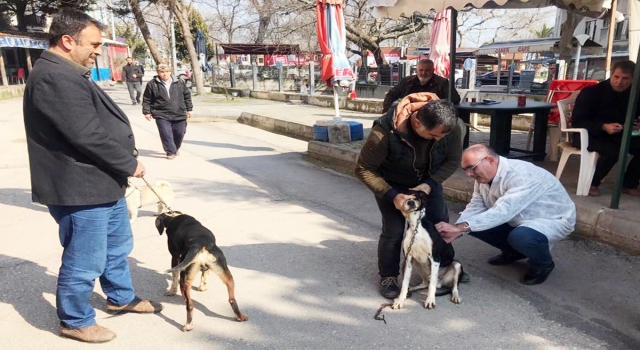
[122,57,144,105]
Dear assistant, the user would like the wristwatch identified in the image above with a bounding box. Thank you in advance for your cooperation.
[459,222,471,233]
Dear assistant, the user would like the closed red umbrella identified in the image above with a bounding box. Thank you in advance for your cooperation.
[316,0,354,87]
[429,10,451,79]
[316,0,355,120]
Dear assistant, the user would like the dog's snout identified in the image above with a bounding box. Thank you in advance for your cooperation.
[407,200,417,209]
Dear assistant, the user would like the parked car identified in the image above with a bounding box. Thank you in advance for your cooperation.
[475,71,520,87]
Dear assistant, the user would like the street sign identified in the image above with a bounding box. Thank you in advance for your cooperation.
[463,58,473,71]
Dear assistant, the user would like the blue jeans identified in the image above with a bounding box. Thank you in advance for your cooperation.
[375,182,449,277]
[469,223,553,269]
[48,198,136,329]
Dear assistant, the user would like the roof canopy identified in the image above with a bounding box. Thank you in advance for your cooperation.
[476,37,602,55]
[218,44,301,55]
[369,0,609,19]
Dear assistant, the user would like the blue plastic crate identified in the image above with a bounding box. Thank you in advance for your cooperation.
[313,124,329,141]
[346,121,363,141]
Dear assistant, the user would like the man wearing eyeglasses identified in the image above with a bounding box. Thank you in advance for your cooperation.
[355,94,466,299]
[435,144,576,285]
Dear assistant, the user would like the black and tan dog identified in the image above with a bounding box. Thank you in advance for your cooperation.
[392,191,463,310]
[156,212,248,331]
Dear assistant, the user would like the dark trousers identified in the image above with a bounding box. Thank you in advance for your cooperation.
[375,182,449,278]
[590,136,640,188]
[469,223,553,269]
[155,118,187,155]
[126,82,142,103]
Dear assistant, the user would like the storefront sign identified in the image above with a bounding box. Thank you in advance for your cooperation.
[0,36,49,49]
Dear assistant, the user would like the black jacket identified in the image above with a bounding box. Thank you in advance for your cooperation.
[122,63,144,83]
[23,50,138,206]
[382,75,461,113]
[142,76,193,121]
[354,107,465,201]
[571,79,637,148]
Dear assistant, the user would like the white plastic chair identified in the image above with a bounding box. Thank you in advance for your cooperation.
[555,97,599,196]
[460,89,481,127]
[526,90,580,161]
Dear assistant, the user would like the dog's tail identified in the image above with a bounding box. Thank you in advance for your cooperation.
[155,180,172,189]
[166,247,202,273]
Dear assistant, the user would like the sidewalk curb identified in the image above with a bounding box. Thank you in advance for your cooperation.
[238,112,314,140]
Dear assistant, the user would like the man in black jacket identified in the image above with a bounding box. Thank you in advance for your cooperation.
[355,94,466,299]
[382,59,461,113]
[23,9,161,344]
[572,60,640,197]
[142,64,193,159]
[122,56,144,105]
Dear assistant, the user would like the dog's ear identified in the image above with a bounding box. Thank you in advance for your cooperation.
[416,191,429,206]
[155,215,166,235]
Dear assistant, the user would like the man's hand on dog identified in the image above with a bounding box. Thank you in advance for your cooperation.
[132,161,146,178]
[409,183,431,195]
[435,222,465,243]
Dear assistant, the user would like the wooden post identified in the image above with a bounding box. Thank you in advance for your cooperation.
[26,49,33,71]
[604,0,618,79]
[0,49,8,86]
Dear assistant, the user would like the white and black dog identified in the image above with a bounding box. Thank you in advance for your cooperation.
[392,191,463,310]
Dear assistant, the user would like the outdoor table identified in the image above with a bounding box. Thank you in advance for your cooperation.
[456,100,556,161]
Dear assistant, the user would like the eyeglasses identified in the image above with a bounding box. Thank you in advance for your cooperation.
[462,157,487,173]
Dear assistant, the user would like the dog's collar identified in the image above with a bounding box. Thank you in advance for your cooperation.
[164,210,181,217]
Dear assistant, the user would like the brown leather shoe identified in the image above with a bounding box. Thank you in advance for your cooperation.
[622,188,640,197]
[106,298,163,314]
[588,186,600,196]
[59,324,116,343]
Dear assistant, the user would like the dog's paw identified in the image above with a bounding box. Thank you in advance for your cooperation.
[181,322,194,332]
[451,291,461,304]
[198,285,208,292]
[423,297,437,309]
[391,298,404,310]
[164,289,178,296]
[236,313,248,322]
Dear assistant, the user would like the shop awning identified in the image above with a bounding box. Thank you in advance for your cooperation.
[369,0,609,19]
[0,31,49,49]
[217,44,300,55]
[476,37,602,55]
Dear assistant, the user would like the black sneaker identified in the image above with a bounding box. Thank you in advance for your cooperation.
[521,263,555,285]
[488,251,526,266]
[380,277,399,299]
[459,270,470,283]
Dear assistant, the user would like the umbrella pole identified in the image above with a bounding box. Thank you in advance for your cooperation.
[333,86,341,121]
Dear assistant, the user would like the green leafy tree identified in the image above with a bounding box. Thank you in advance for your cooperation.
[116,22,147,60]
[0,0,96,31]
[531,23,554,38]
[174,7,213,61]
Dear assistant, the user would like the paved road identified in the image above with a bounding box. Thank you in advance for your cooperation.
[1,87,639,349]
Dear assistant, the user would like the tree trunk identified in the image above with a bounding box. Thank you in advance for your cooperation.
[128,0,163,65]
[16,1,27,32]
[174,1,205,95]
[251,0,272,44]
[345,25,387,66]
[255,16,270,44]
[558,11,584,63]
